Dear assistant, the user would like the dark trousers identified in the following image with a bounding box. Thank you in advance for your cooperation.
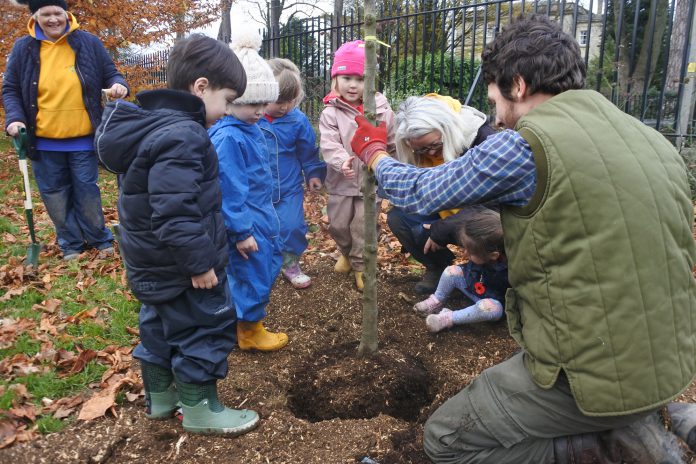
[387,207,454,269]
[32,150,113,253]
[133,276,237,384]
[423,352,653,463]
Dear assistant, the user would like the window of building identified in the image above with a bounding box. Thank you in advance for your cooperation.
[579,30,588,46]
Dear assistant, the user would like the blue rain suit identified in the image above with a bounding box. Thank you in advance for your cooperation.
[209,116,282,322]
[259,108,326,257]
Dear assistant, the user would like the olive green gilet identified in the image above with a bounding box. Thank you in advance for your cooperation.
[502,89,696,416]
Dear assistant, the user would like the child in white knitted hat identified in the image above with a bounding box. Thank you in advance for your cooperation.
[209,26,288,352]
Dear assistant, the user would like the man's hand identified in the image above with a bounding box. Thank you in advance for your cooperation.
[192,268,218,289]
[7,121,26,138]
[307,177,322,191]
[350,115,388,167]
[236,235,258,260]
[105,83,128,99]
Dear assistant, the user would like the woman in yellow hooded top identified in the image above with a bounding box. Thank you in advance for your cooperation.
[388,94,495,294]
[3,0,129,261]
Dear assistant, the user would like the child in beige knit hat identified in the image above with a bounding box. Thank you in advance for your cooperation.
[209,26,288,352]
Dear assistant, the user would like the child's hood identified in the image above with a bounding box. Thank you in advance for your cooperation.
[96,89,207,174]
[208,114,259,139]
[323,91,391,113]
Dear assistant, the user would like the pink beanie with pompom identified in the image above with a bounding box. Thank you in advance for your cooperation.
[331,40,365,78]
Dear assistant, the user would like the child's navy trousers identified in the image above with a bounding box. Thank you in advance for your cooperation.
[133,275,237,384]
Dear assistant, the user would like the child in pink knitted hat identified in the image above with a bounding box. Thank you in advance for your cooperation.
[319,40,396,291]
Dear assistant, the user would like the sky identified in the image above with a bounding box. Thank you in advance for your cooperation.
[195,0,332,40]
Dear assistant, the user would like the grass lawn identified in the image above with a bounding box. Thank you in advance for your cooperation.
[0,134,139,436]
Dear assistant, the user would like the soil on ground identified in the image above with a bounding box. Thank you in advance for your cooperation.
[0,257,524,464]
[3,257,695,463]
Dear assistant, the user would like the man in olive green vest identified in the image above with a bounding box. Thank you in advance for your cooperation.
[349,15,696,464]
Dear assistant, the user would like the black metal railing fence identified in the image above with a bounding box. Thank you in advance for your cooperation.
[124,0,696,141]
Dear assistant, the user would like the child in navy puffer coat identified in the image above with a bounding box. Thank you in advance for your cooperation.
[96,35,259,437]
[259,58,326,289]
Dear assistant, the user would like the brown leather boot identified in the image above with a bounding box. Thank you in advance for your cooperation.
[605,411,684,464]
[668,402,696,452]
[553,412,685,464]
[414,267,444,295]
[553,432,620,464]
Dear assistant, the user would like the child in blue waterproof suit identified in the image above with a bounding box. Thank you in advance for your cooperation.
[209,27,288,352]
[259,58,326,289]
[95,35,259,436]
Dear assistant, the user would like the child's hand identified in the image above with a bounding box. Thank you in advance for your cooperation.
[307,177,322,191]
[236,236,258,259]
[192,268,218,289]
[341,158,356,178]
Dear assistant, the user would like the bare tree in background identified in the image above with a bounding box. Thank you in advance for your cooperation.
[332,0,344,52]
[665,0,691,93]
[612,0,669,100]
[218,0,233,43]
[240,0,328,51]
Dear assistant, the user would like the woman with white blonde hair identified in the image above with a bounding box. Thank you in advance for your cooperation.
[388,94,496,294]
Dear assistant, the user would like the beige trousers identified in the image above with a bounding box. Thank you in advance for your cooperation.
[327,194,380,272]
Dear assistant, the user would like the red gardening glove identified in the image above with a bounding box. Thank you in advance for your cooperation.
[351,115,388,165]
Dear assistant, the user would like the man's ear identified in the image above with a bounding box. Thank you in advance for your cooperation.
[512,75,528,101]
[189,77,209,98]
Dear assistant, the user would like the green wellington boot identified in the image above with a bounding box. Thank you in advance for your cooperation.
[141,361,179,419]
[175,379,259,436]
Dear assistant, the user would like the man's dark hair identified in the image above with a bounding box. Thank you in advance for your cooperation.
[482,15,585,100]
[167,34,247,96]
[457,208,504,263]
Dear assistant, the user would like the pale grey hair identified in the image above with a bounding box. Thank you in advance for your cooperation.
[394,96,486,166]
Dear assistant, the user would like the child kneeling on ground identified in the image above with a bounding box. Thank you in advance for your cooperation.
[414,206,509,333]
[96,35,258,435]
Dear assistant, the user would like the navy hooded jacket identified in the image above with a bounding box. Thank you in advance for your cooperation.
[3,28,128,158]
[95,89,228,304]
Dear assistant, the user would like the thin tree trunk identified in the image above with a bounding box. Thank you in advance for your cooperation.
[270,0,282,57]
[666,0,691,93]
[332,0,344,53]
[358,0,379,357]
[218,0,232,43]
[676,0,696,148]
[614,0,667,102]
[630,0,668,96]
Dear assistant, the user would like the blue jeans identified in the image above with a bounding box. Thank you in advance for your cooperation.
[32,150,113,254]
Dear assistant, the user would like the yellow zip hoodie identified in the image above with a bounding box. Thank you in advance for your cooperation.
[29,13,93,139]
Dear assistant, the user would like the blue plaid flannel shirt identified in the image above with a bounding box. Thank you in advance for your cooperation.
[375,129,537,214]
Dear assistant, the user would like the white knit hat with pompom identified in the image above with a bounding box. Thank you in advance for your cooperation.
[230,26,279,105]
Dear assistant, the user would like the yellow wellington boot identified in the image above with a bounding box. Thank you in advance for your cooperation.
[334,255,352,273]
[237,321,289,352]
[354,271,364,292]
